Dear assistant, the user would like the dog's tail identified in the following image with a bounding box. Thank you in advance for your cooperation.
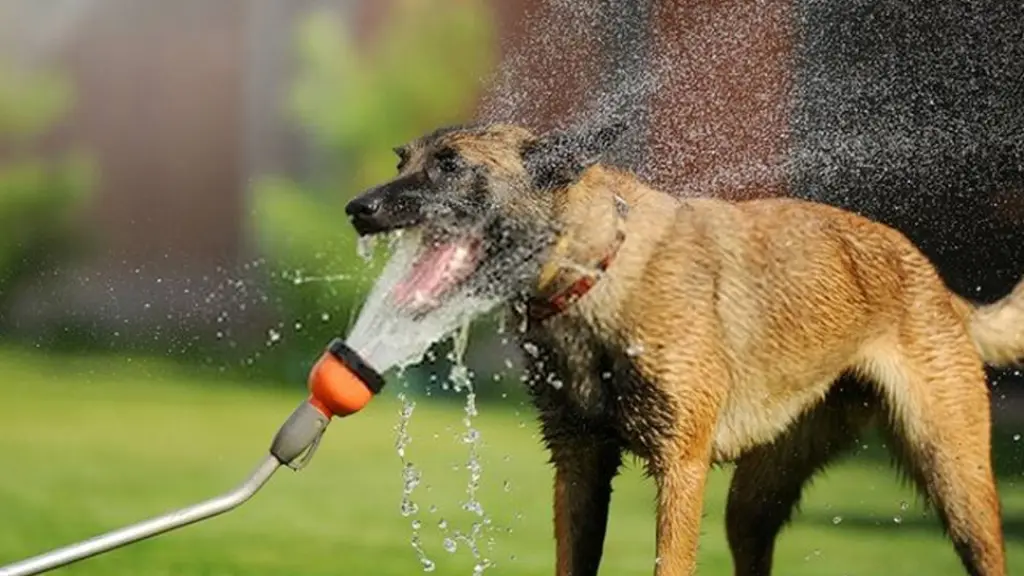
[952,277,1024,368]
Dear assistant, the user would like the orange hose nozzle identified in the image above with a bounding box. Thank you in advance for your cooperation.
[307,339,385,418]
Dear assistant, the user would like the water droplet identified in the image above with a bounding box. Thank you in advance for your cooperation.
[626,342,645,356]
[267,328,281,344]
[893,515,903,524]
[899,500,909,511]
[443,538,458,553]
[357,236,377,261]
[546,374,564,389]
[400,500,419,517]
[832,516,843,525]
[1014,433,1021,442]
[320,311,331,322]
[503,480,512,492]
[388,229,405,249]
[421,559,436,572]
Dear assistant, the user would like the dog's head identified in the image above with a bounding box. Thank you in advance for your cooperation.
[344,120,628,312]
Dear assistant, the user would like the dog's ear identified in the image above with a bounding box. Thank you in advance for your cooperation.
[521,120,628,190]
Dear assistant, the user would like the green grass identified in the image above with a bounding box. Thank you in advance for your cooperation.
[0,348,1022,575]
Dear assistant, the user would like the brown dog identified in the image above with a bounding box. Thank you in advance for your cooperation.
[344,121,1024,575]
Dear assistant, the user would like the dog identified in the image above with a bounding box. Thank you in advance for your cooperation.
[344,121,1024,575]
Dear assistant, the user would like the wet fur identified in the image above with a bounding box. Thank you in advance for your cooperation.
[346,123,1024,576]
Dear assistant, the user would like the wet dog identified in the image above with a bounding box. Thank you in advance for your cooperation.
[345,121,1023,575]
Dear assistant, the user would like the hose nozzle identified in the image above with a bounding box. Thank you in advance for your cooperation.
[308,338,386,418]
[269,339,384,466]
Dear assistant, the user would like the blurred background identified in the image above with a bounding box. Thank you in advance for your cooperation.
[0,1,1022,575]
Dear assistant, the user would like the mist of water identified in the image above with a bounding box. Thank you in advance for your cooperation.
[479,0,1023,298]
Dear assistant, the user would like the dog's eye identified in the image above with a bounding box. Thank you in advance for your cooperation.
[436,149,461,174]
[393,147,409,171]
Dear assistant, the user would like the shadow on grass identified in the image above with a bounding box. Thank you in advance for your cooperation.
[990,427,1024,480]
[801,512,1024,543]
[821,424,1024,542]
[850,426,1024,481]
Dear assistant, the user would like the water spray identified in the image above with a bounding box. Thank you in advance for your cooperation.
[0,338,384,576]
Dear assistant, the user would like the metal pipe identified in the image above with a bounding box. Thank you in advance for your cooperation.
[0,456,281,576]
[0,338,384,576]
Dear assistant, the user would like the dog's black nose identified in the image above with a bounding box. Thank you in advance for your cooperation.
[345,194,383,219]
[345,190,391,236]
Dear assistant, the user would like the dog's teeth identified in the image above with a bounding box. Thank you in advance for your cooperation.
[410,290,440,309]
[412,290,429,306]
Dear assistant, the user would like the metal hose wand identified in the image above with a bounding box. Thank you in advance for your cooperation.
[0,339,384,576]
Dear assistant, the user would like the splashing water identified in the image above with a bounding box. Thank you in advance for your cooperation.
[451,324,484,519]
[449,322,494,574]
[287,271,352,286]
[344,229,503,375]
[389,320,496,574]
[342,227,522,573]
[395,392,435,571]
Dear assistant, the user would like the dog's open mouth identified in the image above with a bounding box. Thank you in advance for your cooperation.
[391,232,483,312]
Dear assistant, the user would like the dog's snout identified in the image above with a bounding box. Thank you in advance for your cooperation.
[345,189,391,236]
[345,194,383,219]
[344,174,426,236]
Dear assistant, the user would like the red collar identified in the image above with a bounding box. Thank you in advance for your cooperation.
[527,197,628,322]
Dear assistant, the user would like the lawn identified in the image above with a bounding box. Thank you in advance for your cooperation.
[1,347,1022,575]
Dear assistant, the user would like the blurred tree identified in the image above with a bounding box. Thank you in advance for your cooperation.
[0,59,93,325]
[249,0,496,383]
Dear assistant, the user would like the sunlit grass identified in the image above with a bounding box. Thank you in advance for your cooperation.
[0,347,1021,575]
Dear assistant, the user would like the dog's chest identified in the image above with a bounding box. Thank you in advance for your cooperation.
[520,319,675,458]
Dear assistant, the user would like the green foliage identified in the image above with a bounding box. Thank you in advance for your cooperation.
[0,61,73,143]
[0,61,93,313]
[289,0,494,192]
[250,1,495,375]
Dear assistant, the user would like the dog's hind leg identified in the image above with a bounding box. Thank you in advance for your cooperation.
[725,377,873,576]
[860,332,1005,576]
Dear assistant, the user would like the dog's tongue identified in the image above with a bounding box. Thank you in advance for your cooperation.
[393,239,479,310]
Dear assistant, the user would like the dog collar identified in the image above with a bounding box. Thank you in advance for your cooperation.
[527,195,628,322]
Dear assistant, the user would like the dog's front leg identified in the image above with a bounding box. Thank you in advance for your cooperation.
[652,451,711,576]
[550,437,622,576]
[647,387,722,576]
